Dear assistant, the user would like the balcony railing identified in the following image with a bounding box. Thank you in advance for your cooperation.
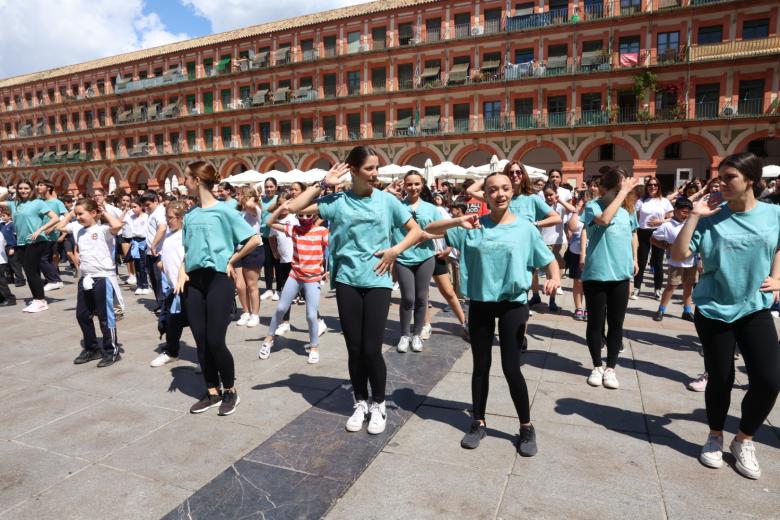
[398,79,415,91]
[322,86,337,99]
[690,36,780,63]
[452,119,470,133]
[301,49,318,62]
[454,23,471,38]
[427,28,441,43]
[372,124,386,138]
[694,101,718,119]
[515,114,539,129]
[546,111,569,128]
[483,117,504,131]
[484,19,501,34]
[114,71,187,93]
[576,110,609,126]
[736,99,764,116]
[323,46,337,58]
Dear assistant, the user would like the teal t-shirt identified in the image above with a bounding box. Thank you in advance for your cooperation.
[509,194,552,223]
[393,199,441,266]
[317,189,412,289]
[445,215,554,303]
[44,198,67,241]
[224,198,239,211]
[581,200,638,282]
[9,199,52,246]
[259,195,277,238]
[689,202,780,323]
[183,202,256,273]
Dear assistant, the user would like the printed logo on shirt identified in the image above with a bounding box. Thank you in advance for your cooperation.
[91,233,98,240]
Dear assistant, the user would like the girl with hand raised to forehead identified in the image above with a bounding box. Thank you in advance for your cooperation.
[285,146,423,435]
[426,171,561,456]
[176,161,261,417]
[672,152,780,480]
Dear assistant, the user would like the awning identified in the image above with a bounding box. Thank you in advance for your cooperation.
[420,66,440,78]
[66,149,81,160]
[43,151,57,161]
[546,55,568,68]
[293,86,312,98]
[481,59,501,71]
[115,76,131,86]
[160,102,178,116]
[619,52,638,67]
[252,89,269,105]
[31,152,44,163]
[117,110,132,123]
[421,115,440,130]
[395,116,412,129]
[163,67,180,77]
[253,51,269,66]
[216,57,232,72]
[448,63,470,83]
[56,150,68,159]
[273,87,290,103]
[275,48,290,60]
[580,50,604,65]
[147,104,161,118]
[131,106,145,117]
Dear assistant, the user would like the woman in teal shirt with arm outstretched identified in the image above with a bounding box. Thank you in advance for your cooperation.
[175,161,261,417]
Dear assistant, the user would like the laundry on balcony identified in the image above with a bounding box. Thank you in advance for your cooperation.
[448,63,470,84]
[252,51,269,68]
[117,110,132,124]
[34,121,45,135]
[146,103,161,120]
[273,86,290,103]
[252,89,269,106]
[420,115,441,133]
[216,57,233,73]
[292,85,314,101]
[395,116,414,136]
[114,76,132,90]
[129,143,149,157]
[619,52,639,67]
[19,124,32,136]
[159,102,179,119]
[546,55,568,70]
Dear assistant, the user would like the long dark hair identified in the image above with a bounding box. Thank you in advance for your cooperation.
[718,152,763,197]
[403,171,434,203]
[599,167,636,214]
[503,161,534,195]
[345,145,378,169]
[14,179,35,203]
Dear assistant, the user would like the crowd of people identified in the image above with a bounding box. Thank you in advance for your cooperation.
[0,147,777,480]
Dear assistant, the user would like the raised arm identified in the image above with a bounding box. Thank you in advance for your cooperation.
[593,177,639,226]
[671,196,720,262]
[465,178,487,203]
[287,163,350,214]
[425,214,480,235]
[101,207,124,235]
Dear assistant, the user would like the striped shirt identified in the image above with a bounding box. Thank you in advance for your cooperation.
[285,224,329,282]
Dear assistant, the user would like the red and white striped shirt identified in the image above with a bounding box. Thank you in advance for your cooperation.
[285,224,329,283]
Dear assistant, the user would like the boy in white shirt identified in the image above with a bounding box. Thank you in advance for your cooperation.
[0,230,16,305]
[650,197,698,322]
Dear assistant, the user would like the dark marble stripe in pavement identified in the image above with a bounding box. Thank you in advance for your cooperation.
[162,322,469,520]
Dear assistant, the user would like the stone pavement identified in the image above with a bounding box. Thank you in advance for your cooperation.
[0,270,778,520]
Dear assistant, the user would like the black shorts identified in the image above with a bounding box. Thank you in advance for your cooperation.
[433,256,448,276]
[63,234,76,254]
[235,243,265,269]
[565,249,583,279]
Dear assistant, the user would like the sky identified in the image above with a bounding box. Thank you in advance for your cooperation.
[0,0,374,79]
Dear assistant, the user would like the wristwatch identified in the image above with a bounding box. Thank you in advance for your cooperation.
[319,178,329,191]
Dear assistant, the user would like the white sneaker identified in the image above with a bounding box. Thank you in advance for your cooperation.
[654,289,663,299]
[346,400,369,432]
[699,434,724,469]
[317,318,327,337]
[556,287,564,295]
[258,341,272,360]
[126,275,137,286]
[392,282,399,292]
[236,312,250,326]
[150,353,178,367]
[275,322,291,336]
[629,288,639,300]
[367,401,387,434]
[397,336,410,353]
[411,335,423,352]
[307,348,320,364]
[43,282,63,292]
[730,438,761,479]
[142,288,152,295]
[260,290,274,300]
[587,366,605,387]
[420,323,432,340]
[246,314,259,327]
[271,291,280,301]
[135,288,144,295]
[602,368,619,389]
[23,300,48,313]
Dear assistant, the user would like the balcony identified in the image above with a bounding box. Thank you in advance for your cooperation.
[546,112,569,128]
[736,99,764,116]
[690,36,780,63]
[323,85,338,99]
[420,116,442,134]
[426,28,441,43]
[394,116,415,136]
[398,78,415,91]
[372,124,386,138]
[452,119,470,133]
[514,114,539,129]
[615,106,638,123]
[483,117,504,131]
[292,86,317,103]
[114,70,187,93]
[372,81,386,93]
[694,102,718,119]
[301,49,318,62]
[484,19,501,34]
[323,46,337,58]
[454,23,471,39]
[575,110,609,126]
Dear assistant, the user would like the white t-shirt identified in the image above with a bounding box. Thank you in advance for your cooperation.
[270,214,298,264]
[652,219,695,268]
[568,219,585,255]
[146,204,167,251]
[121,210,133,238]
[540,203,569,245]
[636,197,673,229]
[66,221,83,240]
[104,203,123,220]
[160,229,185,286]
[129,212,148,238]
[538,186,572,203]
[242,206,264,242]
[76,224,116,277]
[0,231,7,264]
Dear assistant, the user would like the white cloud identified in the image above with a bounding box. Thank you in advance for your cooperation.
[181,0,375,33]
[0,0,190,79]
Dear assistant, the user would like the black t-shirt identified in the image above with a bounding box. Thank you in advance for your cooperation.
[760,193,780,205]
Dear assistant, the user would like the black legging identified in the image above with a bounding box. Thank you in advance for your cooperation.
[16,241,47,300]
[468,300,531,423]
[335,283,391,404]
[186,268,236,390]
[634,228,664,291]
[694,309,780,436]
[262,240,280,291]
[276,261,292,321]
[584,279,629,369]
[39,240,61,284]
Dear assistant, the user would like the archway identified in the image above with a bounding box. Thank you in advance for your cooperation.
[582,142,636,176]
[154,164,181,194]
[51,172,69,194]
[74,170,92,194]
[518,146,563,174]
[654,140,713,193]
[740,137,780,171]
[220,158,251,179]
[405,152,435,169]
[258,155,294,172]
[127,166,150,192]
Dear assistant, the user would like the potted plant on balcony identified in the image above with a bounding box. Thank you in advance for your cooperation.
[632,70,658,99]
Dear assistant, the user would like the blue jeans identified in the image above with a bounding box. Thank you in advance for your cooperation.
[268,276,321,345]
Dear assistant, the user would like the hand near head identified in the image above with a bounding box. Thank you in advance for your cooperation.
[619,176,640,194]
[692,194,722,217]
[324,163,350,187]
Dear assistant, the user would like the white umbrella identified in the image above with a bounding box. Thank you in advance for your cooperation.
[171,175,179,190]
[489,155,500,173]
[108,176,117,192]
[763,164,780,178]
[430,161,468,178]
[424,158,434,186]
[223,169,264,185]
[163,177,171,193]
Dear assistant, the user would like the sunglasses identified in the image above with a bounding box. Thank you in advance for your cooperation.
[646,183,659,187]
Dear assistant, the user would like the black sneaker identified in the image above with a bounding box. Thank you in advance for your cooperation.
[73,349,102,364]
[218,390,240,416]
[681,311,695,322]
[97,352,121,367]
[520,336,528,353]
[528,294,542,307]
[0,298,16,306]
[15,281,26,287]
[460,420,487,449]
[190,392,222,414]
[653,310,664,322]
[517,425,538,457]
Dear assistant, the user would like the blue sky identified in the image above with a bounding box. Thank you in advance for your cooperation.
[145,0,210,38]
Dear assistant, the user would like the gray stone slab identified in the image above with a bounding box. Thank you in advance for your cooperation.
[0,385,103,440]
[17,399,180,461]
[0,442,89,514]
[500,422,665,520]
[162,459,348,520]
[2,464,190,520]
[327,451,507,520]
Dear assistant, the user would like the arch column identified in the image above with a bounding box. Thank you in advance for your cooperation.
[561,161,584,184]
[709,155,724,178]
[633,158,657,177]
